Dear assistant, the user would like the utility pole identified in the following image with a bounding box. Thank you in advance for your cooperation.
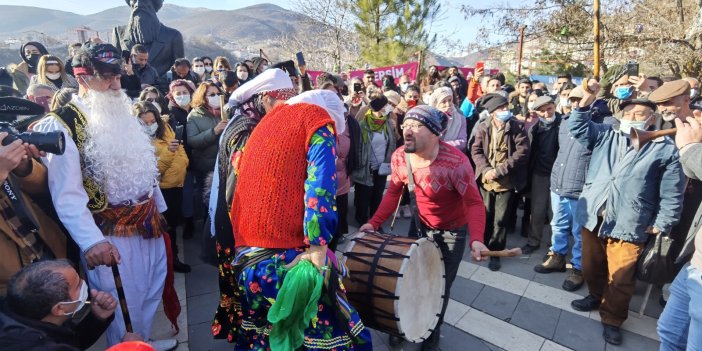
[593,0,601,80]
[517,25,527,78]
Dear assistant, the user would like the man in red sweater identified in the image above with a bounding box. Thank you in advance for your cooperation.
[360,105,487,351]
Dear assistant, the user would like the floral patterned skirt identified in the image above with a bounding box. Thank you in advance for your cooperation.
[213,246,373,351]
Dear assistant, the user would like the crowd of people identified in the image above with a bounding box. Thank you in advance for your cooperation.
[0,37,699,351]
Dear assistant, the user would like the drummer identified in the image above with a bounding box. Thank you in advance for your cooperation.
[359,105,487,351]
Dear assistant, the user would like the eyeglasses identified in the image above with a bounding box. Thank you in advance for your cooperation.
[400,123,425,132]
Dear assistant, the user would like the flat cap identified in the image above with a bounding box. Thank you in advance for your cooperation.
[532,96,555,111]
[619,98,658,111]
[482,93,509,113]
[383,90,401,106]
[648,80,691,103]
[568,86,584,99]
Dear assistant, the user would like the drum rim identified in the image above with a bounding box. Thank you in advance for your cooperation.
[394,236,445,342]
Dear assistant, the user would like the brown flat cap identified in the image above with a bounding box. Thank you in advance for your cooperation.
[648,80,691,103]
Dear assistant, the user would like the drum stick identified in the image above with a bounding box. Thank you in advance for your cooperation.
[480,248,523,257]
[389,192,404,231]
[111,254,134,333]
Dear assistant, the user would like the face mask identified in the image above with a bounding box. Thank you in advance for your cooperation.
[400,82,409,92]
[260,64,269,72]
[384,105,393,115]
[217,68,226,73]
[142,122,158,136]
[174,94,191,107]
[495,110,512,122]
[193,67,205,76]
[46,72,61,80]
[205,66,213,73]
[57,280,89,317]
[619,118,649,134]
[407,99,418,108]
[27,53,41,68]
[237,71,248,81]
[207,95,221,108]
[614,86,635,100]
[33,96,51,112]
[691,89,699,100]
[527,103,535,111]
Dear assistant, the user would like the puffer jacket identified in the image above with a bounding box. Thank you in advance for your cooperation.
[153,123,189,189]
[186,106,220,173]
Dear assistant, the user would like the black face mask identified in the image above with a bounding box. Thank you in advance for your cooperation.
[26,53,41,73]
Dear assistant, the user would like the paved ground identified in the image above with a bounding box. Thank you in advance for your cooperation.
[181,191,662,351]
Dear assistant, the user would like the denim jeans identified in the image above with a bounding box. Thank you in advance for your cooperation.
[658,264,702,351]
[549,192,582,270]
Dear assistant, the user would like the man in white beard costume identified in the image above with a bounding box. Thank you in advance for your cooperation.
[33,43,177,351]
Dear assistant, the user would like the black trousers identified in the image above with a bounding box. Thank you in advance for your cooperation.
[161,187,183,257]
[330,193,349,251]
[408,223,468,348]
[354,170,387,225]
[480,187,515,251]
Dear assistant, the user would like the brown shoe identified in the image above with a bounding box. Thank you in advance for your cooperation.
[534,251,566,273]
[563,268,584,291]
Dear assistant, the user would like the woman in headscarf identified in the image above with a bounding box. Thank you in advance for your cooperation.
[351,92,396,226]
[431,86,467,152]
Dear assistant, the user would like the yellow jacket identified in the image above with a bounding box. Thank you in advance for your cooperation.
[154,124,189,189]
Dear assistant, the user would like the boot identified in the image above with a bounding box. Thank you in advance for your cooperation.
[562,268,584,291]
[534,251,566,273]
[602,324,622,345]
[571,294,601,312]
[488,257,501,271]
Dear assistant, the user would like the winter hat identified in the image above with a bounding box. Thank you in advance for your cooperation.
[404,105,447,136]
[481,93,509,113]
[430,87,453,108]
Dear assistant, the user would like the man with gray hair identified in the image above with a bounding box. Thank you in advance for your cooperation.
[0,260,135,350]
[25,83,53,113]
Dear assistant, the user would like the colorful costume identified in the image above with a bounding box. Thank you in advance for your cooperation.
[224,92,371,350]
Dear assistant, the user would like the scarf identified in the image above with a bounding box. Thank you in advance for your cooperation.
[362,108,388,143]
[442,106,463,142]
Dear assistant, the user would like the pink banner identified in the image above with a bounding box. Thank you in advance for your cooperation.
[307,62,497,88]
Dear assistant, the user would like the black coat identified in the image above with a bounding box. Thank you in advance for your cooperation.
[0,304,113,351]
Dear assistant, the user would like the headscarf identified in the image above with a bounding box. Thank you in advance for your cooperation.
[286,90,346,134]
[431,87,463,141]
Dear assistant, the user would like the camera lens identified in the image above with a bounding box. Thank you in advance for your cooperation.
[19,131,65,155]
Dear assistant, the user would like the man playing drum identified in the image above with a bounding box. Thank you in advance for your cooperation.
[360,105,487,351]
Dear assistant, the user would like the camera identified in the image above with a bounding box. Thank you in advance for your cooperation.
[0,122,65,155]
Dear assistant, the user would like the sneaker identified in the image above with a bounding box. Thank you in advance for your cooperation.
[148,339,178,351]
[602,324,622,345]
[571,294,601,312]
[521,244,540,255]
[562,268,584,291]
[488,257,501,271]
[534,251,566,273]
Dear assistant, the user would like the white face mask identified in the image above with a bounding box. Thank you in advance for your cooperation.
[142,122,158,136]
[400,82,409,92]
[620,118,649,134]
[205,66,213,73]
[193,66,205,76]
[207,95,221,108]
[384,105,394,115]
[528,103,535,111]
[46,72,61,80]
[57,280,89,317]
[174,94,191,107]
[260,64,269,72]
[237,71,248,81]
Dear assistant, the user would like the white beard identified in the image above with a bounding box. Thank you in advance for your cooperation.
[83,89,158,204]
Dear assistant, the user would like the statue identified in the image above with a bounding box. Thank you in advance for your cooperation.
[112,0,184,77]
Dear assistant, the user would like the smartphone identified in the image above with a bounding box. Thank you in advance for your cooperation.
[476,61,484,71]
[626,60,639,77]
[296,52,306,67]
[175,125,184,142]
[353,82,363,93]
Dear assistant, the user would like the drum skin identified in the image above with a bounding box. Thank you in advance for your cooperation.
[339,232,445,342]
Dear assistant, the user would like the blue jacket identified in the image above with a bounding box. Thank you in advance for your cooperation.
[568,106,685,243]
[550,112,611,198]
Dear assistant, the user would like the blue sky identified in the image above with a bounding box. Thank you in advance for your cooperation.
[5,0,499,55]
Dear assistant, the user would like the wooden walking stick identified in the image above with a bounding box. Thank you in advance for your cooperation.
[480,248,523,258]
[111,254,133,333]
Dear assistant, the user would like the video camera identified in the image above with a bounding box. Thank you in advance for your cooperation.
[0,97,65,155]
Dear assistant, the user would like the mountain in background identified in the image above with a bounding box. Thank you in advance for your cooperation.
[0,3,466,70]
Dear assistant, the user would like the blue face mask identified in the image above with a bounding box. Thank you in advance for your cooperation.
[614,86,635,100]
[495,110,512,122]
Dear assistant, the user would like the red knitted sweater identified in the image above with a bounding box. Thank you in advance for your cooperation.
[231,103,333,249]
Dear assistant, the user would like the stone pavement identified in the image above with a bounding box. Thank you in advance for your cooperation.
[181,193,662,351]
